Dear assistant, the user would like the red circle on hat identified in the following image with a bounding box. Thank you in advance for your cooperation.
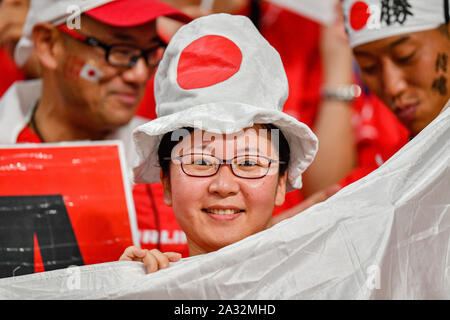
[349,1,370,31]
[177,35,242,90]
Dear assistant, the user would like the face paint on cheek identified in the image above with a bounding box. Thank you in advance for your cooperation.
[432,52,448,96]
[62,54,104,83]
[435,53,448,73]
[431,76,448,96]
[79,62,105,83]
[62,54,84,80]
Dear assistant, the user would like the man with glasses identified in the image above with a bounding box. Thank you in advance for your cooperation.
[0,0,189,147]
[0,0,192,260]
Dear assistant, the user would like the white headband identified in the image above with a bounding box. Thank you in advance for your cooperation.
[342,0,450,48]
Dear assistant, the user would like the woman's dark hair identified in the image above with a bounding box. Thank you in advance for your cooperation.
[249,0,262,31]
[158,127,195,176]
[157,124,290,178]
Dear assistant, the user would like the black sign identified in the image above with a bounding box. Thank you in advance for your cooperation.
[0,195,84,278]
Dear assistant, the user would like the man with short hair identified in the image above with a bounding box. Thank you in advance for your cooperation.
[0,0,192,262]
[342,0,450,136]
[1,0,188,149]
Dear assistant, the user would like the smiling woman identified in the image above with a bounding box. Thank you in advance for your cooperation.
[119,13,319,273]
[156,124,290,256]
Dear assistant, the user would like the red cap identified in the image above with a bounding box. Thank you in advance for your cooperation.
[85,0,192,27]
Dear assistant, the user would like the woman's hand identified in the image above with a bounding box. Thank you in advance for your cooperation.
[119,246,182,274]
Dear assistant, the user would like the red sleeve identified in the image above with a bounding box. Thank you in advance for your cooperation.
[0,48,26,97]
[339,94,410,187]
[16,126,43,143]
[135,74,157,120]
[132,183,190,257]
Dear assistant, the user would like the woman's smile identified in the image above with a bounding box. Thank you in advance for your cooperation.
[202,206,246,221]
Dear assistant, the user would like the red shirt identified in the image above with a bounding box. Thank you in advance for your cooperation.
[16,126,190,257]
[339,93,410,187]
[0,48,25,98]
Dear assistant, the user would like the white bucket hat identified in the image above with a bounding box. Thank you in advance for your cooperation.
[133,13,318,191]
[342,0,450,48]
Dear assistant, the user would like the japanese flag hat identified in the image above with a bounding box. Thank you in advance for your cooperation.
[133,13,318,191]
[342,0,450,48]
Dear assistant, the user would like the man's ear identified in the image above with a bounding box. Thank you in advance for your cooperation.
[274,171,288,207]
[160,170,173,207]
[32,23,63,70]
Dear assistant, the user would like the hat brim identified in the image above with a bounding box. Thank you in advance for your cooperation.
[132,102,318,192]
[85,0,192,27]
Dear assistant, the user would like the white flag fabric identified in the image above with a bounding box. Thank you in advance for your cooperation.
[268,0,337,25]
[0,106,448,299]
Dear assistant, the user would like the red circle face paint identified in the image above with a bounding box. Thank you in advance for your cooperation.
[350,1,370,31]
[177,35,242,90]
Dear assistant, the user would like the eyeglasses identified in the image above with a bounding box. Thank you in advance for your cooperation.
[57,25,166,68]
[168,153,285,179]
